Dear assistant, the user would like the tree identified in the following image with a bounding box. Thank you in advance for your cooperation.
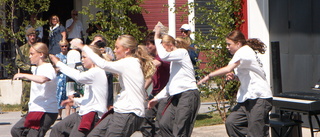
[194,0,243,121]
[81,0,147,48]
[0,0,50,78]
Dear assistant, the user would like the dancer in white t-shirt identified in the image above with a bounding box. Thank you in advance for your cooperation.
[70,35,156,137]
[197,30,273,137]
[64,42,82,117]
[49,46,109,136]
[148,24,200,137]
[11,42,57,137]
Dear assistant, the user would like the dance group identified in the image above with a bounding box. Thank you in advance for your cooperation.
[10,16,273,137]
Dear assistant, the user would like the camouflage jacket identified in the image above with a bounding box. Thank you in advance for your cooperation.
[15,43,31,73]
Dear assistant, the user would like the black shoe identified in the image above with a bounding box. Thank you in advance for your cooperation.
[56,117,62,121]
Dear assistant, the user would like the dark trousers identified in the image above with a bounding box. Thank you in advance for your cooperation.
[50,112,99,137]
[11,113,57,137]
[159,89,200,137]
[140,97,168,137]
[88,112,143,137]
[225,98,272,137]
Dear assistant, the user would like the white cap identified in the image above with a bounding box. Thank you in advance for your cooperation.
[180,24,191,31]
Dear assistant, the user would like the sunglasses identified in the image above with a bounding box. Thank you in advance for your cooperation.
[73,14,78,15]
[181,30,189,33]
[60,45,68,47]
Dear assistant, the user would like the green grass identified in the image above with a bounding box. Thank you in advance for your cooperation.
[0,103,21,112]
[194,112,224,127]
[200,94,217,102]
[0,98,224,128]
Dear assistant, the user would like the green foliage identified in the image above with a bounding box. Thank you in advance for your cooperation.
[0,0,49,78]
[0,103,21,112]
[81,0,147,48]
[194,0,243,121]
[0,0,50,43]
[1,62,15,75]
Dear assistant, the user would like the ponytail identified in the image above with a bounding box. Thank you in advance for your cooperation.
[246,39,266,54]
[227,30,266,54]
[176,37,194,50]
[118,35,156,79]
[133,45,156,79]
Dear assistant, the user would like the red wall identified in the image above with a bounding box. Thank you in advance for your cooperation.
[139,0,169,31]
[138,0,189,36]
[240,0,248,38]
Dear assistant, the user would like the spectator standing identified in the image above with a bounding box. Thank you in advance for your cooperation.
[55,40,69,120]
[11,42,58,137]
[25,13,43,42]
[148,24,200,137]
[66,10,83,42]
[49,46,109,136]
[48,15,66,55]
[15,27,37,117]
[140,32,170,137]
[180,24,198,67]
[85,11,103,44]
[197,30,273,137]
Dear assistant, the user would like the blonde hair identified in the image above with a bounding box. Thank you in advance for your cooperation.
[59,40,69,46]
[162,35,190,50]
[32,42,49,58]
[161,35,175,47]
[117,35,155,79]
[175,37,190,49]
[88,45,103,58]
[49,15,60,26]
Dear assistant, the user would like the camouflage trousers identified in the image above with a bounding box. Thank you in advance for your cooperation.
[21,80,31,115]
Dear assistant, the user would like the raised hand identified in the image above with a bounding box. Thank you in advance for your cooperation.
[70,38,84,49]
[49,54,60,65]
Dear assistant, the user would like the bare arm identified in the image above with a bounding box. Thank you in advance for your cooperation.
[153,59,161,67]
[13,73,50,84]
[197,61,240,85]
[154,24,161,40]
[61,31,67,41]
[144,78,152,90]
[67,20,77,32]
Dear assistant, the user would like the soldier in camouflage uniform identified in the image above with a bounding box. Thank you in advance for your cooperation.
[15,27,37,116]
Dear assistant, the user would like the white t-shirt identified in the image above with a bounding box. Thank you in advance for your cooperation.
[229,45,273,103]
[154,39,198,100]
[29,63,58,113]
[56,62,108,117]
[82,46,146,117]
[67,49,81,68]
[66,18,83,39]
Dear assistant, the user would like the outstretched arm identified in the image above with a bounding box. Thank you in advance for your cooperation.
[197,61,240,85]
[13,73,50,84]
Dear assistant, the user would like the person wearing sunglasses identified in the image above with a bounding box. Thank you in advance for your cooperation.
[66,10,83,42]
[55,40,69,120]
[180,24,199,79]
